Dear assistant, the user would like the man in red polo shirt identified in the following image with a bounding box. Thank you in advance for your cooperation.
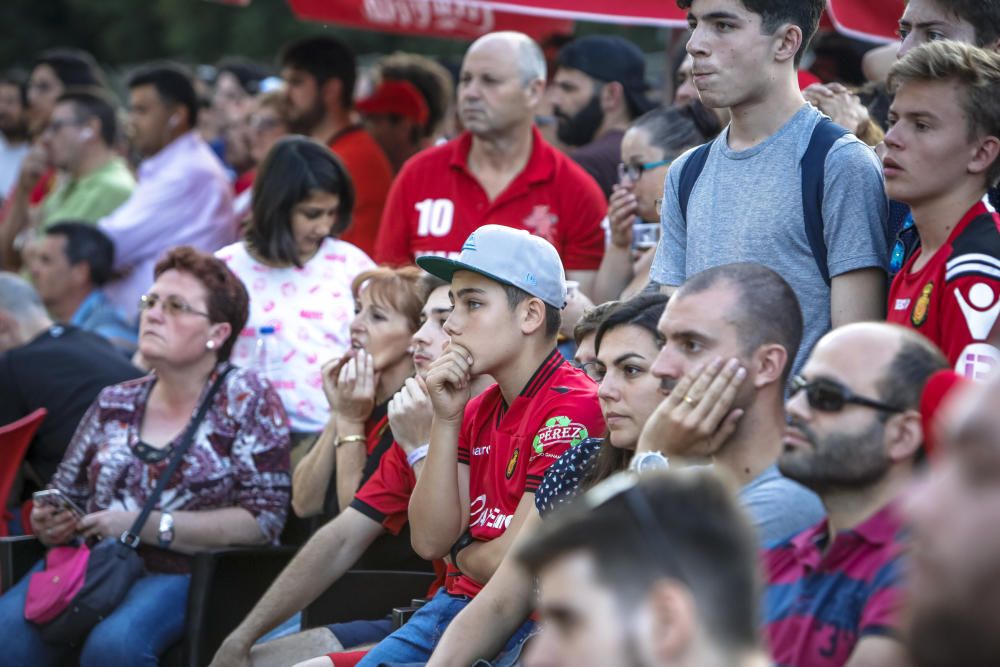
[280,37,393,257]
[348,224,605,666]
[373,31,607,297]
[884,41,1000,380]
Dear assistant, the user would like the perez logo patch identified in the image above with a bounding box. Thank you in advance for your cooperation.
[505,448,520,479]
[532,416,589,456]
[911,282,933,328]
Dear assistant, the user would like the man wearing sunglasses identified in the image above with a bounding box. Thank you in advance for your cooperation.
[764,322,947,667]
[516,470,770,667]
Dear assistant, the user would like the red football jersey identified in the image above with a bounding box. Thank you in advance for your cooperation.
[351,442,414,536]
[888,202,1000,380]
[447,350,605,598]
[329,126,393,257]
[372,127,606,270]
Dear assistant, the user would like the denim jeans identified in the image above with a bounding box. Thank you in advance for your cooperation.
[354,589,536,667]
[0,559,190,667]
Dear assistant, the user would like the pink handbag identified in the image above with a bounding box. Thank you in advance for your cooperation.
[24,543,90,623]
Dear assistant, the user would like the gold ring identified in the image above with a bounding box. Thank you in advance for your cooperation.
[683,395,697,405]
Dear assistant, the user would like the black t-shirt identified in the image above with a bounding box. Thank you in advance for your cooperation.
[571,129,625,200]
[0,325,143,487]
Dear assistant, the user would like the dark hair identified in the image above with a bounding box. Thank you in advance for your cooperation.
[630,104,715,161]
[377,53,454,138]
[501,284,561,340]
[517,470,762,654]
[56,88,117,146]
[676,263,803,382]
[418,273,449,304]
[0,69,28,107]
[582,293,670,489]
[247,136,356,267]
[45,221,115,286]
[127,63,199,129]
[875,327,949,417]
[32,49,105,89]
[280,36,357,109]
[572,300,618,346]
[153,246,249,361]
[676,0,824,67]
[925,0,1000,48]
[352,266,425,334]
[216,58,268,96]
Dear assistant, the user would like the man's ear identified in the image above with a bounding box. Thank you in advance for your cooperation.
[321,77,344,112]
[772,22,804,66]
[525,77,545,110]
[519,296,548,337]
[751,343,788,389]
[647,580,697,663]
[885,408,923,463]
[601,81,625,113]
[69,260,92,289]
[968,135,1000,182]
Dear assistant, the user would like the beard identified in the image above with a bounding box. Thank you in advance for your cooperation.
[286,98,325,136]
[556,94,604,147]
[778,419,890,492]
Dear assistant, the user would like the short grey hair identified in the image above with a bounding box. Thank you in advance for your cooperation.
[0,272,47,321]
[470,31,546,86]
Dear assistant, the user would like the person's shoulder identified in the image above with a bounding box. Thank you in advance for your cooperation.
[400,137,460,174]
[949,209,1000,265]
[215,240,248,263]
[322,237,374,266]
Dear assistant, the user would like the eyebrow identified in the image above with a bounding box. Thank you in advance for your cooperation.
[667,329,714,344]
[455,287,487,298]
[690,10,743,22]
[899,19,949,30]
[612,352,646,365]
[428,307,452,316]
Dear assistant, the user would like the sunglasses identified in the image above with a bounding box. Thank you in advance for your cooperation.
[790,375,902,414]
[138,293,211,319]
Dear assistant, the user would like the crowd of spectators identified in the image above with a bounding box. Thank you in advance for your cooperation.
[1,0,1000,665]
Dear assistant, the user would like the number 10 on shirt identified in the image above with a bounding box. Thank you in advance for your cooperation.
[415,199,455,237]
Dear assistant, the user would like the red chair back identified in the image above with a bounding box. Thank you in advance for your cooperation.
[0,408,47,536]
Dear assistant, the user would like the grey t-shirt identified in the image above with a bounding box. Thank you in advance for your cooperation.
[650,104,888,376]
[739,463,825,545]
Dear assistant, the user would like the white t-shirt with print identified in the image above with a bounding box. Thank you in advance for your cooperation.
[217,237,374,432]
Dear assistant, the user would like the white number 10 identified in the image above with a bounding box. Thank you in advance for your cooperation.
[415,199,455,237]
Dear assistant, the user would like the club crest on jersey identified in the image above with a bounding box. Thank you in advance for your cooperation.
[505,448,520,479]
[532,416,589,455]
[911,282,933,328]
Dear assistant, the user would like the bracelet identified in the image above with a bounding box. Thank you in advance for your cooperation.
[406,444,429,468]
[335,434,366,448]
[450,529,476,570]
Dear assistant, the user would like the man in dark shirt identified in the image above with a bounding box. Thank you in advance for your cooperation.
[0,272,141,494]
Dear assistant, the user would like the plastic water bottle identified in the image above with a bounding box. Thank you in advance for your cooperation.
[255,326,276,378]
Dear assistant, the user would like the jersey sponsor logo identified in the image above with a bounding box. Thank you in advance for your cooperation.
[472,445,491,457]
[415,198,455,237]
[469,493,514,530]
[954,281,1000,340]
[505,448,520,479]
[522,205,558,244]
[893,298,911,311]
[532,416,589,455]
[955,342,1000,380]
[911,282,933,327]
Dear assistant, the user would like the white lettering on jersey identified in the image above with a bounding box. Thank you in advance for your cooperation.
[415,198,455,237]
[468,493,513,530]
[955,342,1000,381]
[954,282,1000,340]
[894,298,911,311]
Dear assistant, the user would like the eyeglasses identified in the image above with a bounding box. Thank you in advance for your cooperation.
[579,360,606,382]
[581,473,689,585]
[617,159,673,183]
[789,375,903,414]
[138,293,211,319]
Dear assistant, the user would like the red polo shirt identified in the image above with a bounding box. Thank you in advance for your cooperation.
[373,127,606,270]
[329,126,393,257]
[446,349,605,598]
[887,201,1000,380]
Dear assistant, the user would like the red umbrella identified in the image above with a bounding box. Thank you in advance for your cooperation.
[288,0,572,40]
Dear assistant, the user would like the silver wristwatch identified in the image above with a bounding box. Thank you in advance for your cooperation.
[630,451,670,474]
[157,511,175,547]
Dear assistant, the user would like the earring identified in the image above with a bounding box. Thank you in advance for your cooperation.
[206,340,217,350]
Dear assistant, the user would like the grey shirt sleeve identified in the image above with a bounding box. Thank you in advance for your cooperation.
[649,149,695,287]
[822,137,890,277]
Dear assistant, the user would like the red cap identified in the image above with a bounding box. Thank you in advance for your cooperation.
[356,80,429,127]
[920,370,969,458]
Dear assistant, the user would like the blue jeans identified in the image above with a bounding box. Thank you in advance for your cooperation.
[355,589,535,667]
[0,560,190,667]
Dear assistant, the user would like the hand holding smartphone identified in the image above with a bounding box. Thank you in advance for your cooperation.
[32,489,85,518]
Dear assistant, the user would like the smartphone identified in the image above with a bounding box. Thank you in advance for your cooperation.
[32,489,85,518]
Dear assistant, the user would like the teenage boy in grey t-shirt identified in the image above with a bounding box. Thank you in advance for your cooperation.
[651,0,888,376]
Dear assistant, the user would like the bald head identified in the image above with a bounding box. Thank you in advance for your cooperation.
[468,31,546,86]
[812,322,948,412]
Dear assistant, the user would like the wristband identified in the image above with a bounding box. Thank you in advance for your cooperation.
[406,444,429,468]
[335,434,366,448]
[450,529,476,570]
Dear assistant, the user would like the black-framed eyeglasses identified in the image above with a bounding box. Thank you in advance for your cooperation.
[581,473,689,585]
[790,375,903,414]
[617,159,672,183]
[577,360,606,382]
[138,293,211,319]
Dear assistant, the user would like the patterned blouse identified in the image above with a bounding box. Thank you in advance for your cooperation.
[534,437,603,517]
[50,362,291,572]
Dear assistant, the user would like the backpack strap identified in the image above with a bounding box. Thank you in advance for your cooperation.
[801,118,850,286]
[677,141,714,222]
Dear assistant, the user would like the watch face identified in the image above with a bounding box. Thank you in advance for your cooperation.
[636,452,668,473]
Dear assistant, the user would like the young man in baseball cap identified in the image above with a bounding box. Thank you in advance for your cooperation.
[346,224,606,666]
